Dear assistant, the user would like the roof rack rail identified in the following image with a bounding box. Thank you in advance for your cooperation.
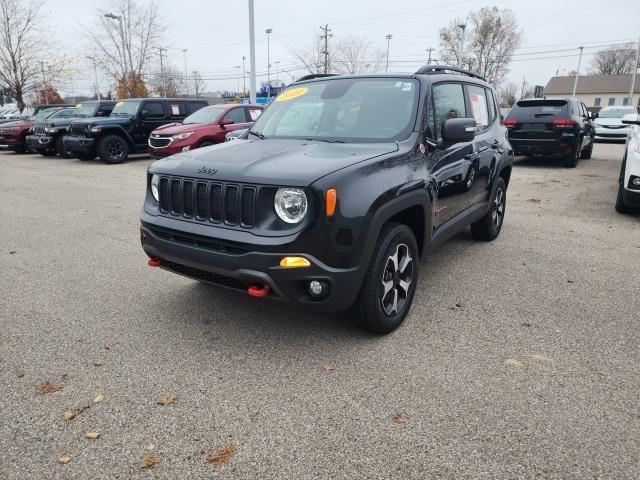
[295,73,338,82]
[415,65,486,82]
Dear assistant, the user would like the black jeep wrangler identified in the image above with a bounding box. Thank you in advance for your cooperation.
[140,67,513,333]
[26,100,115,158]
[63,98,207,163]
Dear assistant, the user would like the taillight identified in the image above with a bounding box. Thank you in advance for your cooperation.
[551,118,577,128]
[503,118,517,128]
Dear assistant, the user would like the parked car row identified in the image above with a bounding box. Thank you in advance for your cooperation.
[0,98,263,163]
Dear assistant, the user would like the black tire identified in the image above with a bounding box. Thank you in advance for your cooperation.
[351,222,419,334]
[98,134,129,164]
[580,139,593,159]
[39,149,57,157]
[13,136,27,154]
[471,177,507,241]
[55,136,74,158]
[198,141,214,148]
[615,156,630,213]
[76,152,96,161]
[563,140,580,168]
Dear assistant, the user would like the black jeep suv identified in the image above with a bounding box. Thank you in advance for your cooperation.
[504,98,595,167]
[63,98,207,163]
[140,66,513,333]
[26,100,115,158]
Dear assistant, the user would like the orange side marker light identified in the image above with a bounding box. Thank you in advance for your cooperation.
[325,188,337,217]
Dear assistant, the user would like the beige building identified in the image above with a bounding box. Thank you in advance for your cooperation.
[542,74,640,109]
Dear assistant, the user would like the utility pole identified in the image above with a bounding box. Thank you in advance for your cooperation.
[572,46,584,98]
[158,47,167,97]
[265,28,273,99]
[39,61,49,104]
[629,36,640,107]
[234,65,241,94]
[320,24,332,74]
[86,56,101,100]
[248,0,256,104]
[520,76,527,99]
[275,60,280,86]
[182,49,189,96]
[242,56,246,97]
[385,34,393,73]
[104,13,126,89]
[457,24,466,68]
[426,47,433,65]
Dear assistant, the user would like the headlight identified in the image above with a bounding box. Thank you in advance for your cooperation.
[171,132,193,141]
[274,188,308,224]
[151,174,160,202]
[45,127,58,134]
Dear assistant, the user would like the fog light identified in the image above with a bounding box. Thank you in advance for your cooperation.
[307,280,329,298]
[280,256,310,268]
[632,176,640,187]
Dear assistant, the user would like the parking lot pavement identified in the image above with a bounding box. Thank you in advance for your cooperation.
[1,143,639,479]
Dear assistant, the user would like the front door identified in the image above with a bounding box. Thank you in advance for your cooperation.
[426,82,476,230]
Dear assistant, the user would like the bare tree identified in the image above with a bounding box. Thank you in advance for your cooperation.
[333,36,384,75]
[591,43,637,75]
[192,71,206,97]
[150,64,181,97]
[497,81,519,107]
[85,0,162,98]
[291,38,330,75]
[439,7,522,84]
[0,0,47,110]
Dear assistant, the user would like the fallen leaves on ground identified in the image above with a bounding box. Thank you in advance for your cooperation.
[392,412,407,424]
[138,455,160,469]
[85,431,100,439]
[58,456,70,464]
[92,362,103,367]
[322,363,335,372]
[37,381,62,395]
[157,395,178,406]
[147,443,155,451]
[63,403,90,421]
[93,394,104,404]
[521,322,532,327]
[504,358,523,368]
[528,353,551,362]
[527,198,542,203]
[206,442,236,468]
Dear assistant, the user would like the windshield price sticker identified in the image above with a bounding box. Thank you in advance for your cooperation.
[275,87,309,102]
[115,101,124,107]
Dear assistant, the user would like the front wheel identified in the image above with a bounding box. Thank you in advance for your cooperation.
[471,177,507,241]
[98,134,129,164]
[351,222,418,334]
[580,139,593,159]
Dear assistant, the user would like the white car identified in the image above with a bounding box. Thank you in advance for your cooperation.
[616,113,640,213]
[595,106,637,141]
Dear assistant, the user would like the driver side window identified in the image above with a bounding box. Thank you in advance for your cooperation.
[432,83,467,141]
[224,108,247,124]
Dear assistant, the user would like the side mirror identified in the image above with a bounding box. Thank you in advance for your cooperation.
[442,118,476,143]
[590,111,599,120]
[621,113,640,125]
[219,118,234,127]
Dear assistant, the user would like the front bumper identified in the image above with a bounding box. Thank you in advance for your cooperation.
[0,133,21,146]
[509,135,577,156]
[622,185,640,208]
[63,135,96,155]
[140,213,364,313]
[595,126,629,141]
[26,135,54,151]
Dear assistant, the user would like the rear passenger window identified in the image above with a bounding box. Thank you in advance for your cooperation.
[224,108,247,124]
[432,83,467,140]
[168,103,184,116]
[144,102,164,117]
[186,102,205,115]
[467,85,489,129]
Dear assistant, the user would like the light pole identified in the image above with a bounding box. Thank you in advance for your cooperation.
[248,0,256,104]
[234,66,241,94]
[265,28,273,99]
[158,47,167,97]
[457,24,466,68]
[385,34,393,73]
[628,36,640,107]
[86,56,101,100]
[39,61,49,104]
[572,46,584,98]
[182,49,189,96]
[105,13,126,95]
[275,60,280,87]
[242,56,246,97]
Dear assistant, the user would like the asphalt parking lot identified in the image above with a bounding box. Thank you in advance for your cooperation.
[1,143,639,479]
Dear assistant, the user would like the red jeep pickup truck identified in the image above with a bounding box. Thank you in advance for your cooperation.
[148,104,263,157]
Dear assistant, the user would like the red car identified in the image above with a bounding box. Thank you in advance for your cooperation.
[0,107,76,153]
[148,104,263,157]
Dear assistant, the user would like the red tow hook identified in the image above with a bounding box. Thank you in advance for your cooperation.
[248,283,271,298]
[147,257,162,267]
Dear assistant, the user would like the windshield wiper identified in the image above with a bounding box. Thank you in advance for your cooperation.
[248,130,267,139]
[304,137,345,143]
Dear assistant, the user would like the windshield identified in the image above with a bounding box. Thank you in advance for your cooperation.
[598,108,636,119]
[30,109,60,120]
[111,101,140,117]
[183,106,226,124]
[250,77,419,142]
[73,103,97,118]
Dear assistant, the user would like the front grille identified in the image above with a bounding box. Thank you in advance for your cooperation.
[32,123,46,135]
[149,136,171,148]
[69,122,87,136]
[158,176,257,228]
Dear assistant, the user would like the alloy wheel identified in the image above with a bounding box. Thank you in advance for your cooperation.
[380,243,413,316]
[491,187,505,229]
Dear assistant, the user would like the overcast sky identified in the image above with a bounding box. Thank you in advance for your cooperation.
[43,0,639,97]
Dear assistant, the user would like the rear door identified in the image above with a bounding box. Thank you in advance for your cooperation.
[138,101,168,143]
[507,100,567,141]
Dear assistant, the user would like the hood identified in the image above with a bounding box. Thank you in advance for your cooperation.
[41,117,85,127]
[81,116,132,126]
[150,138,399,186]
[595,117,627,126]
[151,122,204,135]
[0,119,31,128]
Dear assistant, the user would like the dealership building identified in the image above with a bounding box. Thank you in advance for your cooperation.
[542,74,640,109]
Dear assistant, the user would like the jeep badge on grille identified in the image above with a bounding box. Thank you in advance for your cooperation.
[197,166,218,176]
